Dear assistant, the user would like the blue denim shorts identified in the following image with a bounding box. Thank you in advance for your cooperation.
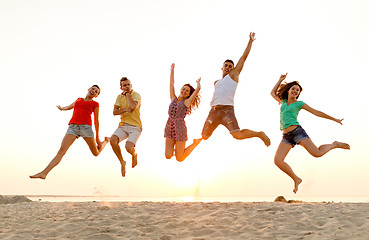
[281,126,309,147]
[66,124,94,138]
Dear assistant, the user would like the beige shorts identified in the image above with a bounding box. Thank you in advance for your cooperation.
[112,124,142,145]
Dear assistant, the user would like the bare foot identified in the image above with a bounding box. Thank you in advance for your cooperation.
[193,138,202,146]
[132,153,137,168]
[259,132,271,147]
[293,178,302,194]
[29,172,47,179]
[333,141,350,150]
[121,160,126,177]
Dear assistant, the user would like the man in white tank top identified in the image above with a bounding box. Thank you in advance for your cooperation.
[201,32,270,147]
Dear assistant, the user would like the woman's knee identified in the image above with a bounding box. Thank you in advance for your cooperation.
[274,156,284,166]
[175,155,185,162]
[57,146,69,156]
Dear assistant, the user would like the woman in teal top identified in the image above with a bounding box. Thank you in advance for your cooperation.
[271,73,350,194]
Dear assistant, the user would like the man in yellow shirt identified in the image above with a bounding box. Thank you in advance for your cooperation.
[110,77,142,177]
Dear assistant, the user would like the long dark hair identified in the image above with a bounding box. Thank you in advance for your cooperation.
[276,81,303,101]
[183,83,200,115]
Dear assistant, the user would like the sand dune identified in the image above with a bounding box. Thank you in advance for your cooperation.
[1,201,369,239]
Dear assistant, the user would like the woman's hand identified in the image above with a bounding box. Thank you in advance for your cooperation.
[279,73,288,82]
[335,118,344,125]
[196,77,201,89]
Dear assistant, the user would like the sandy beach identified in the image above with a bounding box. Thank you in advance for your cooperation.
[1,200,369,239]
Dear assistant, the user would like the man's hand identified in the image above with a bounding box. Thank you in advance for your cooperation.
[249,32,256,42]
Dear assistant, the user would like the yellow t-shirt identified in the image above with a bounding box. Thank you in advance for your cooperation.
[115,91,142,129]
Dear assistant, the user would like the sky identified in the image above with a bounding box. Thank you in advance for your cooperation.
[0,0,368,201]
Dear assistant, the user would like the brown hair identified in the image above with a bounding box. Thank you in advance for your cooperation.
[120,77,130,84]
[276,81,303,101]
[183,84,200,115]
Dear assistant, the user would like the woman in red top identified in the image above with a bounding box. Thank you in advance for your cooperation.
[30,85,109,179]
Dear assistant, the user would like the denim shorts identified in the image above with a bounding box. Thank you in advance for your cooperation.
[201,105,240,139]
[281,126,309,147]
[66,124,94,138]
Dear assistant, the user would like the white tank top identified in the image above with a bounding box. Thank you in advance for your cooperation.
[210,74,238,107]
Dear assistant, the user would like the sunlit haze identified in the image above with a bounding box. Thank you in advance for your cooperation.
[1,0,368,201]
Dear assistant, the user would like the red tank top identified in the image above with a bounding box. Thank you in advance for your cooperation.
[69,98,99,126]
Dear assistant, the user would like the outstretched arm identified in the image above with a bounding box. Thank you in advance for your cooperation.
[170,63,177,101]
[271,73,288,103]
[184,77,201,107]
[302,104,344,125]
[230,32,256,79]
[57,100,76,111]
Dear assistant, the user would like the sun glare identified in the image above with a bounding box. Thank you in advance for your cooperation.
[182,196,195,202]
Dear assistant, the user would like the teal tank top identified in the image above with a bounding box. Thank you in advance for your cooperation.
[280,99,305,130]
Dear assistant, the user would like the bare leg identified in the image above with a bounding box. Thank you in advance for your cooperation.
[300,138,350,158]
[174,138,203,162]
[84,137,110,156]
[231,129,271,146]
[30,134,77,179]
[165,138,176,159]
[274,142,302,193]
[110,135,126,177]
[125,141,137,168]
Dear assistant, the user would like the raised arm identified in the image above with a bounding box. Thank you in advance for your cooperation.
[112,96,138,116]
[93,106,102,146]
[230,32,256,80]
[302,104,344,125]
[125,92,139,111]
[184,77,201,107]
[271,73,288,103]
[170,63,177,101]
[57,100,76,111]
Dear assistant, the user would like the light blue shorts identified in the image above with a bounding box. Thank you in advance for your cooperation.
[66,124,94,138]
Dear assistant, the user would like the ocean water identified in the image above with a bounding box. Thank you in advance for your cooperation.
[25,195,369,203]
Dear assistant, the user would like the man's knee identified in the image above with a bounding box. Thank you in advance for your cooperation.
[201,134,210,140]
[125,141,135,153]
[231,131,242,140]
[110,135,119,146]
